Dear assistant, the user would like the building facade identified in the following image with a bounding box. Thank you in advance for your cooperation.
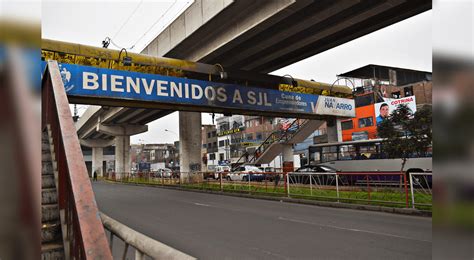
[201,124,217,171]
[337,64,432,142]
[131,143,179,172]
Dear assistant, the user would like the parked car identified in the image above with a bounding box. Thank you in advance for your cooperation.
[205,165,231,180]
[153,168,173,178]
[258,166,277,181]
[293,165,337,184]
[227,165,264,181]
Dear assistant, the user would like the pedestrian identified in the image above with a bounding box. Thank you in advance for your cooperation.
[93,170,98,182]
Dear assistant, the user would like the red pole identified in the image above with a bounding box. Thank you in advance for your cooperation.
[263,173,268,192]
[220,172,223,192]
[403,173,409,208]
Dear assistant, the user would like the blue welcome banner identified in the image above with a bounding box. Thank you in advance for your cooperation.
[42,62,355,117]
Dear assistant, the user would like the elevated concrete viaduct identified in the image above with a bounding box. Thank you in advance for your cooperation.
[75,106,172,176]
[140,0,430,174]
[74,0,430,178]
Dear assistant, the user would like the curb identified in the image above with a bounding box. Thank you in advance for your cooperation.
[102,180,432,217]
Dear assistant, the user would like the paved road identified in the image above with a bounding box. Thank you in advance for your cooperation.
[92,181,432,260]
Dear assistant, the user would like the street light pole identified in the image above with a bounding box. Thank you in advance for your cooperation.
[164,129,179,139]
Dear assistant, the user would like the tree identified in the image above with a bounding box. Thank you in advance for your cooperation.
[377,104,432,173]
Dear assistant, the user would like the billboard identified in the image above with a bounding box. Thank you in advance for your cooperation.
[43,61,355,118]
[374,96,417,125]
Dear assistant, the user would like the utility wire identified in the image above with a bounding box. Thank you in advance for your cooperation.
[137,0,192,52]
[130,0,180,50]
[112,0,144,40]
[110,38,134,50]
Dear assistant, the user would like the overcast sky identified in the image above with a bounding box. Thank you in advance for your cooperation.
[41,1,433,145]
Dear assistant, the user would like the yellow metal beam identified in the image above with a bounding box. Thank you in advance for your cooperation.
[41,39,353,98]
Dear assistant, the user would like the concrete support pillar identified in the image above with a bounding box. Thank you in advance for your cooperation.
[92,147,104,177]
[80,139,114,177]
[282,144,294,162]
[96,124,147,179]
[179,111,202,183]
[115,135,130,178]
[327,118,343,143]
[282,144,294,172]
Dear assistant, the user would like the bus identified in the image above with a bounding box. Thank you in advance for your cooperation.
[308,139,432,173]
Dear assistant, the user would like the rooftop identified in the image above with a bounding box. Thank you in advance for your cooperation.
[338,64,432,86]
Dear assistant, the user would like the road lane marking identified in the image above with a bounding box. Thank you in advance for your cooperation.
[193,202,211,207]
[278,216,431,243]
[249,247,291,260]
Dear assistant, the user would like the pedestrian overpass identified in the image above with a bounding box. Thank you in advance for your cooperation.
[41,40,356,258]
[42,39,355,177]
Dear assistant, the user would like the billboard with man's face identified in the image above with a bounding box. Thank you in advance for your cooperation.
[374,96,417,125]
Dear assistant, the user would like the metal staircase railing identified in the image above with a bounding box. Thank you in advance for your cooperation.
[42,60,113,259]
[232,119,309,169]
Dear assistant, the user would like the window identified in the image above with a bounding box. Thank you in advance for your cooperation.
[355,94,374,107]
[212,131,217,137]
[309,147,321,164]
[233,121,241,129]
[321,146,338,162]
[404,86,413,96]
[225,139,230,146]
[246,133,253,140]
[339,145,356,160]
[208,143,212,148]
[207,133,211,138]
[219,153,224,161]
[213,142,217,148]
[219,140,225,147]
[392,91,401,99]
[202,144,207,148]
[341,120,353,130]
[359,144,378,159]
[256,132,262,140]
[209,153,216,160]
[358,117,374,128]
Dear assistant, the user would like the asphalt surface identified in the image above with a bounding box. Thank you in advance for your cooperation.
[92,181,432,260]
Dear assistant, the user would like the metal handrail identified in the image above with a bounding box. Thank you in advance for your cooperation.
[232,119,309,169]
[232,131,276,169]
[100,212,196,260]
[42,60,112,259]
[248,119,308,163]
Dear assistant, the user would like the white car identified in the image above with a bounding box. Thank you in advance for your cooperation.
[213,165,230,179]
[154,168,172,178]
[227,165,263,181]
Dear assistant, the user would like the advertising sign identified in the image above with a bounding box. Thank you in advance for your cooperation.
[217,127,245,137]
[374,96,417,125]
[352,131,369,141]
[44,62,355,118]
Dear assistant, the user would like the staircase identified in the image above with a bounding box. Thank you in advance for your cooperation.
[41,128,65,259]
[42,60,112,259]
[233,119,325,167]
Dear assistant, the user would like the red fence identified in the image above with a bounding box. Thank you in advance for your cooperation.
[105,170,431,209]
[42,61,112,259]
[288,171,411,208]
